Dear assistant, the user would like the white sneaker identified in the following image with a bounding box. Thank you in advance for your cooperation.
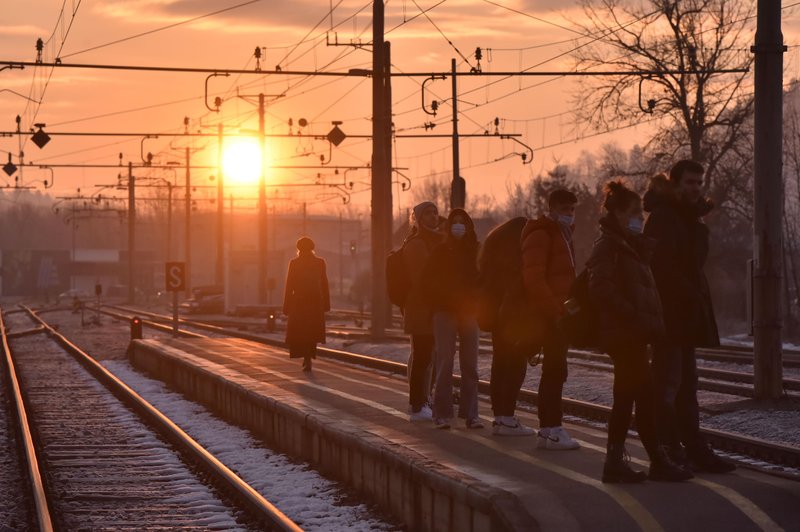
[537,426,580,450]
[492,417,535,436]
[409,404,433,422]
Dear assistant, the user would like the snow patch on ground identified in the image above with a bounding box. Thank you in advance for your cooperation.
[101,360,398,531]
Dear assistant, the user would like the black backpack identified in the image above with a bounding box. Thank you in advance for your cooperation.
[386,245,410,309]
[476,217,528,331]
[560,268,599,349]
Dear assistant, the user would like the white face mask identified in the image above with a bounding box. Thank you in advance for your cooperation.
[557,214,574,227]
[450,223,466,239]
[627,218,644,234]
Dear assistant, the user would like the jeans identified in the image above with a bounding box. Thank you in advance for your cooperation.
[538,326,568,428]
[408,334,434,411]
[651,344,703,450]
[432,312,479,420]
[606,341,658,455]
[490,330,529,417]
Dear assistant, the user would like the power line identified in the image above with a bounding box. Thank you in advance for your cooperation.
[20,0,84,148]
[60,0,262,59]
[277,0,346,69]
[408,0,473,68]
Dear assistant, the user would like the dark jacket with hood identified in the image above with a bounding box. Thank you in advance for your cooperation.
[402,213,445,335]
[587,215,665,348]
[642,175,720,347]
[421,209,480,316]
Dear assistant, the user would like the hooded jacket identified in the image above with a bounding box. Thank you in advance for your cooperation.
[642,175,720,347]
[421,209,480,315]
[587,215,664,347]
[402,206,445,335]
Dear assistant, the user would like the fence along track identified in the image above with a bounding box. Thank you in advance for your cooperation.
[103,305,800,472]
[18,306,302,532]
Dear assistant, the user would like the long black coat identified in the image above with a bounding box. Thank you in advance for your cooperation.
[283,252,330,352]
[643,180,720,348]
[587,216,665,348]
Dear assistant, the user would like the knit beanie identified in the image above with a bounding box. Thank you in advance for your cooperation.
[412,201,436,227]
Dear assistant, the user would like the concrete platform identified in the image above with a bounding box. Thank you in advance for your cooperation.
[130,337,800,532]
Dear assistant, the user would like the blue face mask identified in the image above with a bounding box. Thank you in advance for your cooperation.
[628,218,644,234]
[557,214,574,227]
[450,223,466,239]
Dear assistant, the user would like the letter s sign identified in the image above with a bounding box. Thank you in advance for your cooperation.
[165,262,186,292]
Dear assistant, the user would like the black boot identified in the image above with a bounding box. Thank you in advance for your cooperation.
[602,443,647,483]
[302,357,312,372]
[687,443,736,474]
[649,445,693,482]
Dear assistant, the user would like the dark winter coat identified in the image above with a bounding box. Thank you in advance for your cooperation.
[402,225,444,334]
[587,215,665,348]
[521,216,576,321]
[643,177,720,347]
[283,252,330,353]
[421,235,480,317]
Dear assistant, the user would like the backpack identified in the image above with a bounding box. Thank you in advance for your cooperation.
[386,245,410,309]
[476,217,528,331]
[560,268,598,349]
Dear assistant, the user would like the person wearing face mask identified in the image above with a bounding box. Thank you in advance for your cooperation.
[403,201,444,421]
[587,180,691,483]
[643,163,735,474]
[421,209,483,429]
[519,189,580,449]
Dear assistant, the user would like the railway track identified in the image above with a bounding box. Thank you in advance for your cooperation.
[1,306,301,531]
[102,304,800,472]
[107,305,800,399]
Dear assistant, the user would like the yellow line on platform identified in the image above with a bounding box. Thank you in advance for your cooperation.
[166,339,783,532]
[200,345,663,531]
[579,436,784,531]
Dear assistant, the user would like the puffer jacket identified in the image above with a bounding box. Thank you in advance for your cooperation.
[520,216,576,321]
[587,215,664,348]
[402,225,444,335]
[642,175,720,347]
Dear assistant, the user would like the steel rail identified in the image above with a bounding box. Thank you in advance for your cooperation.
[0,309,54,532]
[22,306,301,532]
[105,305,800,470]
[108,307,800,397]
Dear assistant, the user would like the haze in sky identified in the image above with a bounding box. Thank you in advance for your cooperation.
[2,1,800,215]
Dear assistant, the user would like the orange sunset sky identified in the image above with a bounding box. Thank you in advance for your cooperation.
[2,1,800,216]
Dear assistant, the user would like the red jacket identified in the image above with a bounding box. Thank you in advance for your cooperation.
[520,216,576,321]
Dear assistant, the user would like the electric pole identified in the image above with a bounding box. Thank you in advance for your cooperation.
[258,93,269,304]
[184,147,192,298]
[216,123,224,287]
[127,162,136,304]
[753,0,785,399]
[371,0,393,338]
[450,58,465,209]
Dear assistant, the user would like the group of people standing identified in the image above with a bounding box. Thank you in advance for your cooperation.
[399,159,736,483]
[280,159,736,483]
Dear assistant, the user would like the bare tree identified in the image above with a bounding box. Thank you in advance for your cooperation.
[572,0,754,193]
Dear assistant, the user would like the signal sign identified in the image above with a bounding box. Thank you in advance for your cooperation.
[165,262,186,292]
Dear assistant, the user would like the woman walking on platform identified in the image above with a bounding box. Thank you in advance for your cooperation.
[283,237,330,372]
[422,209,483,430]
[586,181,691,483]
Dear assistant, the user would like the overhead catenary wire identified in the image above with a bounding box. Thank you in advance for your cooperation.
[19,0,84,150]
[60,0,263,60]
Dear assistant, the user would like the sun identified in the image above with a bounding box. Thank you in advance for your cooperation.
[222,139,265,185]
